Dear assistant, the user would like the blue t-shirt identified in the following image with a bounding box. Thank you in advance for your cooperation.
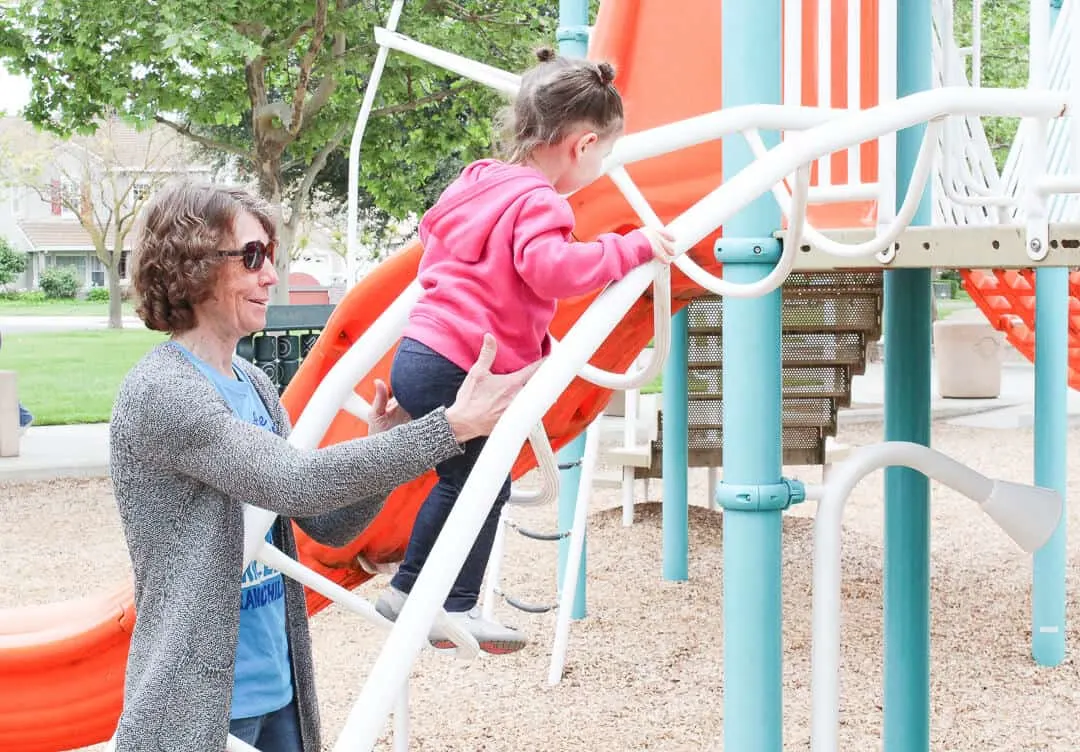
[174,343,293,719]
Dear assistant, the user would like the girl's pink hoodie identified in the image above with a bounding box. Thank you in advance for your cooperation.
[402,159,654,374]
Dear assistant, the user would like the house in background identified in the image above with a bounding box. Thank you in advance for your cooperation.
[0,116,212,291]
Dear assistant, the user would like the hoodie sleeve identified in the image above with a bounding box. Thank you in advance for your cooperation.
[511,189,655,300]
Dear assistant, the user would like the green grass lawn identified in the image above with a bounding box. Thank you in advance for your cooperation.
[0,298,137,317]
[0,329,168,425]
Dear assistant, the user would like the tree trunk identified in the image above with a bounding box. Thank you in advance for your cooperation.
[255,159,292,306]
[107,256,124,328]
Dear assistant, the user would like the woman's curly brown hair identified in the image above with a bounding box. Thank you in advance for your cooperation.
[132,181,277,334]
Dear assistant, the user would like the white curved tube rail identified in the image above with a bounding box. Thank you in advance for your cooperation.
[507,422,561,506]
[548,164,673,392]
[744,120,942,258]
[660,88,1068,271]
[810,441,1063,752]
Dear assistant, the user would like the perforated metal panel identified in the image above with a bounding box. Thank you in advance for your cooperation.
[785,270,884,293]
[687,295,881,336]
[639,415,827,475]
[686,330,868,369]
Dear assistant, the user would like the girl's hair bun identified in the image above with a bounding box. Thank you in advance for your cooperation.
[597,61,616,86]
[535,46,557,63]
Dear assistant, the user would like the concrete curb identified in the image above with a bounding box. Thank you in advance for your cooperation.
[0,463,110,484]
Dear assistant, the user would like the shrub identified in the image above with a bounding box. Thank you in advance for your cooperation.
[86,287,110,302]
[38,268,79,299]
[0,240,26,286]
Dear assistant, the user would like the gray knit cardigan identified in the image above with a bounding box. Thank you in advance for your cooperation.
[108,342,463,751]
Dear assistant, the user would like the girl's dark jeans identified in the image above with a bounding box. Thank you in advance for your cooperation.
[388,337,511,612]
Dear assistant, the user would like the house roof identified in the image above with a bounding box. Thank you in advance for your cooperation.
[1,115,213,253]
[16,219,135,252]
[0,115,203,171]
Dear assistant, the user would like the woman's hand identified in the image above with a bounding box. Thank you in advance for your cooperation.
[445,334,541,443]
[368,379,411,435]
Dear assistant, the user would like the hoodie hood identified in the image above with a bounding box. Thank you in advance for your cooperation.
[419,159,551,262]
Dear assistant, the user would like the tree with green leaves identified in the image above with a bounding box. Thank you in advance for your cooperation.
[0,0,556,301]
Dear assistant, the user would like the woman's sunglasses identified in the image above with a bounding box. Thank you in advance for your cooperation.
[218,240,276,271]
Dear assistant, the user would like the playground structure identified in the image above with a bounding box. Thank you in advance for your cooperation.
[1,0,1078,751]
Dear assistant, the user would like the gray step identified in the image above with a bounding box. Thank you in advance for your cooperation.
[687,329,870,371]
[687,294,882,337]
[637,423,826,475]
[683,365,852,404]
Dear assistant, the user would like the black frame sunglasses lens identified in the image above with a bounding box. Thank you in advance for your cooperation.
[242,241,273,270]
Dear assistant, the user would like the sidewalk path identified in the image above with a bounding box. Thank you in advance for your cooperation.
[0,423,109,483]
[844,361,1080,429]
[0,315,143,334]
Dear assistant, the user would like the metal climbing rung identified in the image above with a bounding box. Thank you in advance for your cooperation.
[506,519,568,542]
[497,590,557,614]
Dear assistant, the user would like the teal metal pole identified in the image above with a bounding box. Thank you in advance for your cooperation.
[556,433,588,619]
[554,0,590,621]
[662,307,689,580]
[718,0,784,748]
[883,0,933,749]
[1032,267,1068,665]
[1032,0,1068,669]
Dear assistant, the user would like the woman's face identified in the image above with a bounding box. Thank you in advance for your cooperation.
[198,210,279,340]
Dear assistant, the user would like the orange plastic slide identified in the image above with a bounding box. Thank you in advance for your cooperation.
[9,2,1073,750]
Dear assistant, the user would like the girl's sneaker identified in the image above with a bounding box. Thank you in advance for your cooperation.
[375,585,527,655]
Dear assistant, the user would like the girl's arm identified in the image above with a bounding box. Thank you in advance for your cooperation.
[512,190,653,299]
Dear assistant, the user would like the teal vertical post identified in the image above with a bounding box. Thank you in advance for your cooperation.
[662,307,689,581]
[556,433,588,619]
[718,0,784,749]
[1031,0,1068,668]
[1032,267,1068,664]
[883,0,933,749]
[553,0,590,621]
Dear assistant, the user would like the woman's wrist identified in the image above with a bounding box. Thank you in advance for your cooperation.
[444,405,476,444]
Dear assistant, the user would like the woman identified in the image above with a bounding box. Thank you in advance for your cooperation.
[108,181,537,752]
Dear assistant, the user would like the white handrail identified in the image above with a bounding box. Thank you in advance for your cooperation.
[255,543,480,661]
[656,88,1067,271]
